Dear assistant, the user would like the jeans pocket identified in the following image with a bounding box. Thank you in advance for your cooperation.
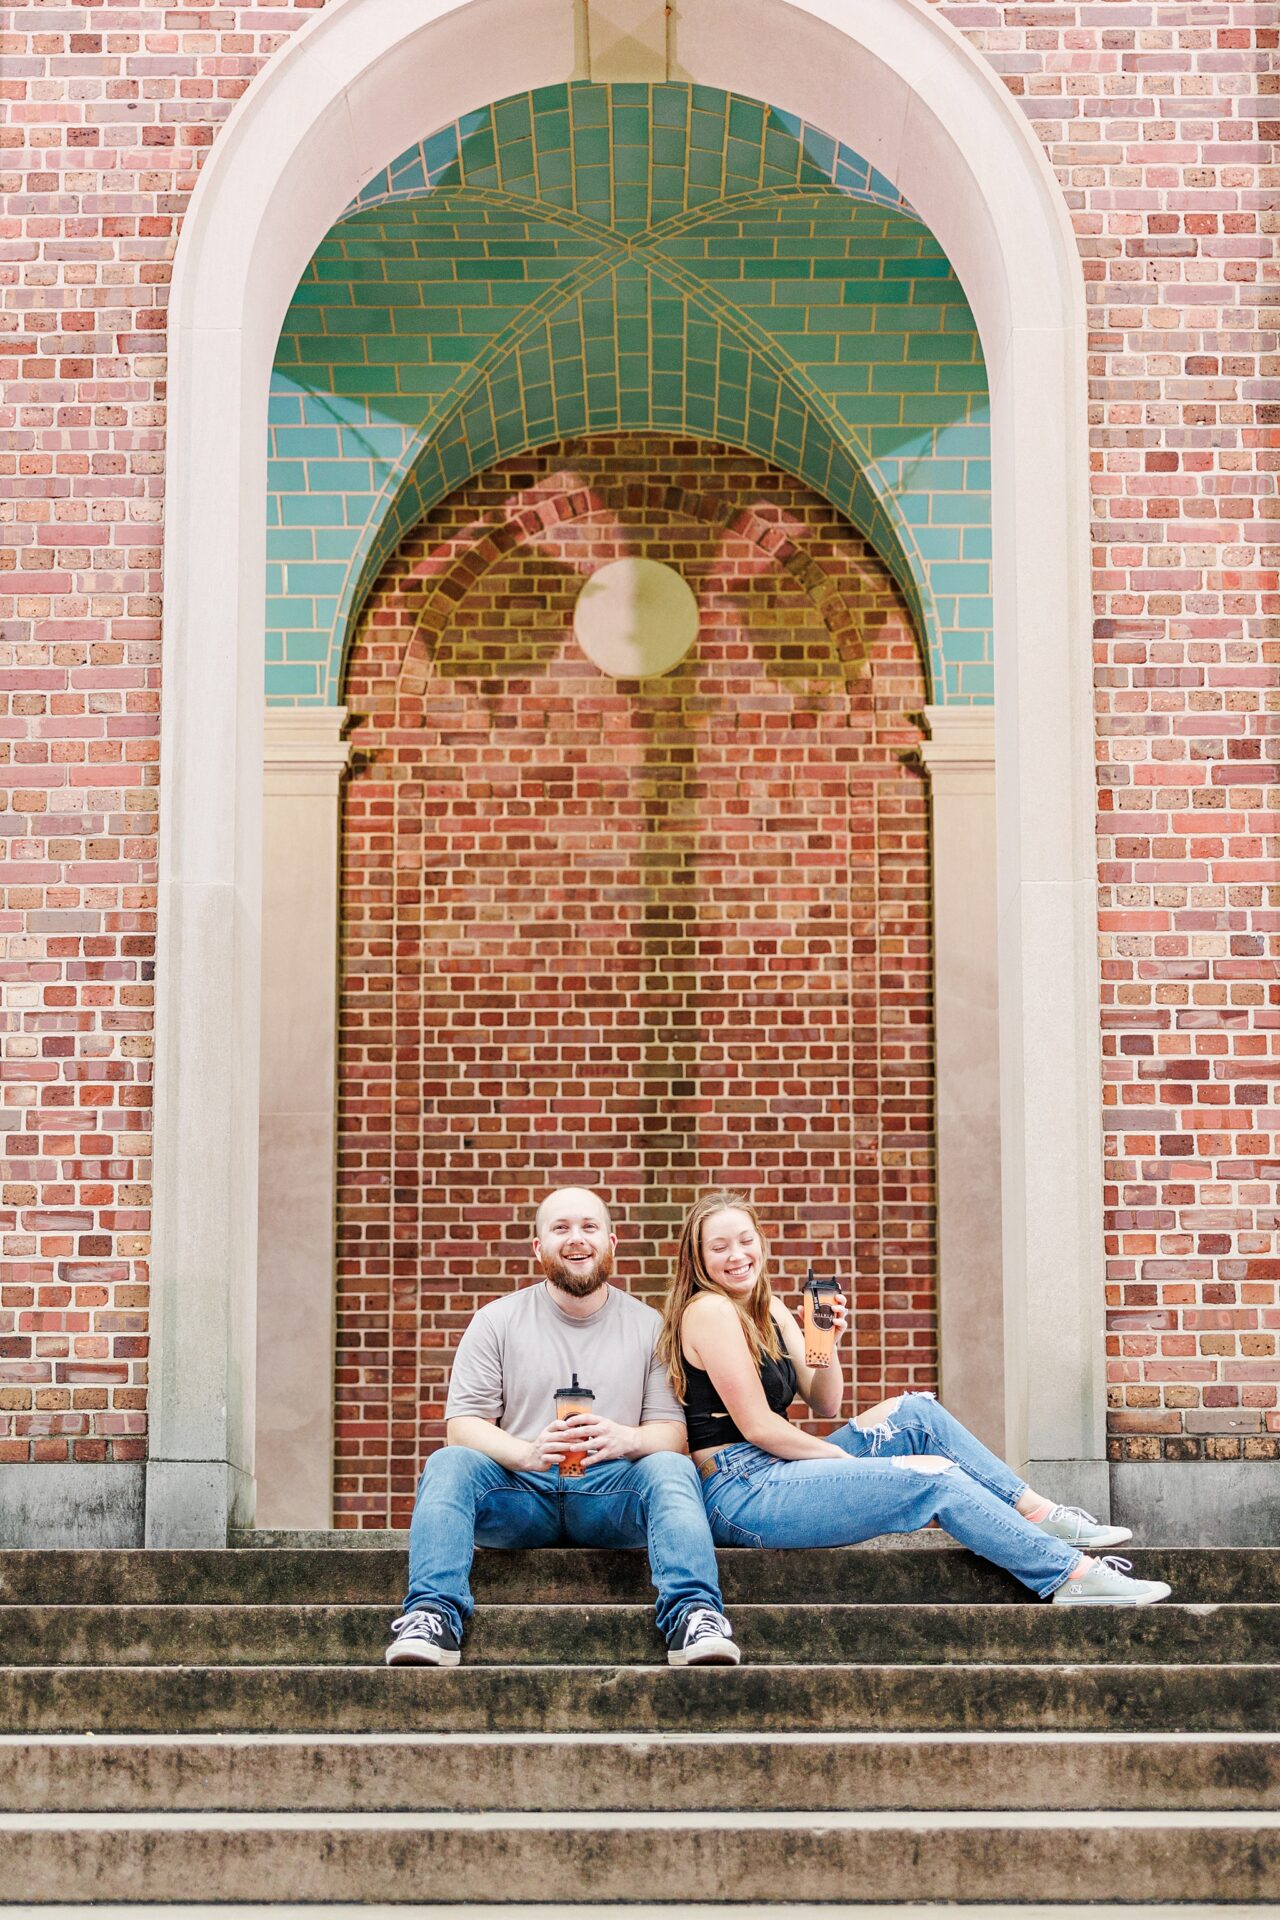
[709,1507,764,1550]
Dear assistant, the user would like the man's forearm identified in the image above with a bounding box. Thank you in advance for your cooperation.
[446,1416,534,1472]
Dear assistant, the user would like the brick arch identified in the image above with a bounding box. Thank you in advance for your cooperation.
[337,435,935,1525]
[355,467,896,708]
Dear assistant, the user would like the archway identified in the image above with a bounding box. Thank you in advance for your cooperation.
[149,0,1103,1543]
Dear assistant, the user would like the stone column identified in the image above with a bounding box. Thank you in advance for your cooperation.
[256,708,351,1530]
[920,707,1004,1457]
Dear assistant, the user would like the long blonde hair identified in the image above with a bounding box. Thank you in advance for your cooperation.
[659,1190,782,1403]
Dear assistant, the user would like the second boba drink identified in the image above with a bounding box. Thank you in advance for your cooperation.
[803,1265,843,1368]
[554,1372,595,1477]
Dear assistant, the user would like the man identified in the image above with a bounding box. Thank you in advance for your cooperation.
[385,1185,741,1668]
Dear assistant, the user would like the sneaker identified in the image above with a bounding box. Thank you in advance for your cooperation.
[1051,1556,1171,1607]
[1035,1503,1133,1551]
[384,1609,461,1666]
[668,1607,742,1667]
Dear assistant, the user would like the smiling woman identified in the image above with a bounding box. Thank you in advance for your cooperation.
[659,1192,1170,1608]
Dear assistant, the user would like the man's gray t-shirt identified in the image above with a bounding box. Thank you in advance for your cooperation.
[445,1283,683,1442]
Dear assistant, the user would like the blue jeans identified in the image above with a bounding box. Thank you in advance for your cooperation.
[404,1445,726,1644]
[700,1393,1081,1599]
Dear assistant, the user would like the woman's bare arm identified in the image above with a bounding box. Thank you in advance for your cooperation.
[772,1298,847,1421]
[683,1296,846,1461]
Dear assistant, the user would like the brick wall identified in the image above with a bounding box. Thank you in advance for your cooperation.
[0,2,323,1465]
[335,437,935,1526]
[946,2,1277,1465]
[1,3,1272,1473]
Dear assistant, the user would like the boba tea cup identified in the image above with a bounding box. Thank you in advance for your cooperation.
[554,1373,595,1477]
[803,1265,843,1368]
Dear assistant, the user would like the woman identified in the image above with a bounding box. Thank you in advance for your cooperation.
[659,1192,1170,1606]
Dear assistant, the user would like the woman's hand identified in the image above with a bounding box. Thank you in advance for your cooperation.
[827,1290,849,1345]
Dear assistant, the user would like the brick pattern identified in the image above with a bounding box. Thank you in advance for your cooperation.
[0,0,322,1464]
[335,437,936,1527]
[2,4,1273,1473]
[943,2,1278,1465]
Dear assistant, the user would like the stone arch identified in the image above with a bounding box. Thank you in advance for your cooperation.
[151,0,1102,1542]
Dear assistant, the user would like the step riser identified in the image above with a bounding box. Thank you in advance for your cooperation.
[5,1739,1280,1813]
[0,1548,1272,1606]
[5,1828,1277,1904]
[4,1667,1276,1736]
[11,1604,1278,1668]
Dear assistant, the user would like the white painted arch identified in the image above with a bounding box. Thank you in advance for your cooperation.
[149,0,1106,1543]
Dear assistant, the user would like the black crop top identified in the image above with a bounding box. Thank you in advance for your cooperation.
[682,1342,798,1452]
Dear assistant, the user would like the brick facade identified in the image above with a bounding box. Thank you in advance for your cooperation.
[336,438,934,1526]
[0,4,1273,1477]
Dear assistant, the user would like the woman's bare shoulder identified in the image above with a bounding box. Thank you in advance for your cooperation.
[683,1292,742,1330]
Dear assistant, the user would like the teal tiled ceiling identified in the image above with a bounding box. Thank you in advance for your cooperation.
[267,83,991,705]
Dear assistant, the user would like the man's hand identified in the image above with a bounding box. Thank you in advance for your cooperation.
[520,1418,578,1473]
[561,1412,640,1466]
[515,1415,648,1472]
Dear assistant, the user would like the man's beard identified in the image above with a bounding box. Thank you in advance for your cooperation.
[540,1243,614,1297]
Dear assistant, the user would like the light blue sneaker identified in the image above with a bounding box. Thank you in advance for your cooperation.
[1051,1556,1171,1606]
[1036,1503,1133,1551]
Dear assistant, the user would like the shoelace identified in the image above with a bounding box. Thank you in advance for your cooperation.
[683,1608,732,1645]
[1051,1503,1112,1541]
[1097,1556,1133,1576]
[1052,1504,1100,1527]
[391,1610,448,1640]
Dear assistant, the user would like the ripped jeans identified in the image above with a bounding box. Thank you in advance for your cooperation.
[699,1393,1081,1598]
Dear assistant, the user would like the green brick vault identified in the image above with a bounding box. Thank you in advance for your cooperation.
[267,84,992,706]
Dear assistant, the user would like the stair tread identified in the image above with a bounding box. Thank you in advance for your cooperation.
[2,1547,1268,1606]
[5,1727,1279,1746]
[5,1806,1280,1830]
[8,1658,1279,1672]
[6,1600,1276,1611]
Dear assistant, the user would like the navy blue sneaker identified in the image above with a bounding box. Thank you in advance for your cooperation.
[668,1607,741,1666]
[384,1609,462,1666]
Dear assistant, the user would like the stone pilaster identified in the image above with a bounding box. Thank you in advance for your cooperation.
[256,708,351,1529]
[920,706,1003,1456]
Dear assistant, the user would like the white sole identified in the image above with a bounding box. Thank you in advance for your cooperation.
[1052,1586,1171,1607]
[1044,1527,1134,1550]
[668,1638,742,1667]
[384,1647,462,1666]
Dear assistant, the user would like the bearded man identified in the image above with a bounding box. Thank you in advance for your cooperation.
[385,1186,740,1668]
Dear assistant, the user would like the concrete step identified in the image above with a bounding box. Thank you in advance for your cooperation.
[0,1545,1271,1607]
[3,1662,1275,1736]
[3,1807,1278,1904]
[0,1909,1270,1920]
[4,1601,1277,1669]
[3,1731,1278,1813]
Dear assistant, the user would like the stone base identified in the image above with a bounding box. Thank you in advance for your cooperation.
[1110,1460,1280,1547]
[1023,1458,1111,1518]
[0,1462,144,1547]
[144,1458,255,1548]
[1,1457,1271,1550]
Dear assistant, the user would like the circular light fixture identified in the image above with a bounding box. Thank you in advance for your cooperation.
[572,556,698,679]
